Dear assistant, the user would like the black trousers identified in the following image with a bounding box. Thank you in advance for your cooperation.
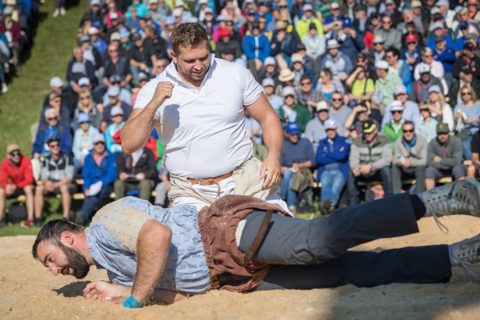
[238,193,452,290]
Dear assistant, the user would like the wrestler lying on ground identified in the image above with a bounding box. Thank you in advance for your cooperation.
[32,180,480,308]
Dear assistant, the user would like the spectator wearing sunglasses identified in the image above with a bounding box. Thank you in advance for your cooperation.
[382,101,405,147]
[391,121,427,194]
[0,144,34,227]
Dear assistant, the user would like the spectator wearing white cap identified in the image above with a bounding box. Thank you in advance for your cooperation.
[427,84,454,132]
[75,133,117,225]
[258,56,280,86]
[320,39,353,82]
[105,106,125,154]
[73,113,100,172]
[101,74,132,106]
[382,101,406,146]
[410,63,446,103]
[391,120,428,194]
[414,48,446,88]
[101,85,132,132]
[295,4,324,39]
[304,101,330,151]
[43,76,76,114]
[277,86,311,133]
[315,119,350,213]
[262,78,283,111]
[372,34,386,64]
[322,2,345,36]
[382,85,420,128]
[291,53,316,87]
[88,27,107,57]
[66,47,97,95]
[374,60,403,108]
[38,92,72,132]
[301,21,326,60]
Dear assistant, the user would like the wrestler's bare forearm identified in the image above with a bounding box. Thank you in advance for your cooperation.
[131,220,172,304]
[122,82,174,154]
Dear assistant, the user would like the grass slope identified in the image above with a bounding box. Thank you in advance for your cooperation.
[0,1,87,236]
[0,0,88,159]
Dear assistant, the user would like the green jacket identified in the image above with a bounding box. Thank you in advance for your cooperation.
[382,121,404,149]
[277,104,311,133]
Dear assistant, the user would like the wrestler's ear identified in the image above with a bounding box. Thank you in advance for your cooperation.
[171,51,177,64]
[59,231,75,247]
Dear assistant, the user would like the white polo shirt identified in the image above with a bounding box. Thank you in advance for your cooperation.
[134,56,263,178]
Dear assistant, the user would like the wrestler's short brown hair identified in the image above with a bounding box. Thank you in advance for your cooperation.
[171,23,209,55]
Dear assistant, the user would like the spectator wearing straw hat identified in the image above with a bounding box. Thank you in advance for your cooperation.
[0,144,34,227]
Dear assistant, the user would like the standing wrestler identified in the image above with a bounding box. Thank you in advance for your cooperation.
[122,23,285,210]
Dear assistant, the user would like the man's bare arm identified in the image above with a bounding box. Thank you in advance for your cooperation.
[131,220,172,304]
[121,82,174,154]
[246,93,283,189]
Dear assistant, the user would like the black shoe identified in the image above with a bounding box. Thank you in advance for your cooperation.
[320,200,334,215]
[34,218,44,227]
[0,219,5,228]
[74,212,86,225]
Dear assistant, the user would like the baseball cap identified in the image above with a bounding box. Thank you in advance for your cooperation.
[436,122,450,134]
[109,74,122,84]
[108,85,120,97]
[391,100,404,112]
[110,106,124,116]
[6,144,20,154]
[327,39,340,49]
[362,120,377,134]
[325,119,337,130]
[406,34,417,43]
[285,122,300,134]
[77,113,91,124]
[411,0,421,8]
[435,35,446,43]
[330,2,340,10]
[429,21,444,32]
[264,56,276,66]
[262,78,275,87]
[343,18,353,28]
[79,35,90,43]
[395,85,407,96]
[375,60,389,70]
[373,34,385,44]
[316,101,329,112]
[78,77,91,87]
[418,63,431,74]
[110,12,119,20]
[50,76,63,88]
[45,108,59,119]
[90,0,100,6]
[291,53,304,64]
[93,134,105,144]
[354,4,367,12]
[437,0,449,7]
[282,86,295,97]
[302,4,313,11]
[47,137,60,145]
[428,85,441,94]
[110,32,121,41]
[119,28,130,38]
[88,27,99,35]
[138,72,149,82]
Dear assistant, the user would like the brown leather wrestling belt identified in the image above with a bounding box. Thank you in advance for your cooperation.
[187,171,234,186]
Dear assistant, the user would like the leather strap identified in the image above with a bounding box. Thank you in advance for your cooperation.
[244,210,273,262]
[187,171,234,186]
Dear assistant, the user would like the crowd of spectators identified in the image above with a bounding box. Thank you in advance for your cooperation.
[0,0,42,93]
[4,0,480,226]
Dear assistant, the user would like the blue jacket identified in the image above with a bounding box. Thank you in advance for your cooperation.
[316,135,350,181]
[242,33,271,62]
[426,35,455,51]
[82,150,117,190]
[434,48,456,74]
[32,125,72,156]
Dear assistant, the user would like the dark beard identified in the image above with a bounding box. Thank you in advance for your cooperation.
[59,243,90,279]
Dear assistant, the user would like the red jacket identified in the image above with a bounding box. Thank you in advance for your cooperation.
[0,156,34,189]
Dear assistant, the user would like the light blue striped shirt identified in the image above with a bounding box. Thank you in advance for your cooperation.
[86,197,211,294]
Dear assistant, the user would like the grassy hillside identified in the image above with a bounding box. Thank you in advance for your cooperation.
[0,0,88,159]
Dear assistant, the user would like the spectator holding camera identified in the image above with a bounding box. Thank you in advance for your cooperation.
[345,64,374,103]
